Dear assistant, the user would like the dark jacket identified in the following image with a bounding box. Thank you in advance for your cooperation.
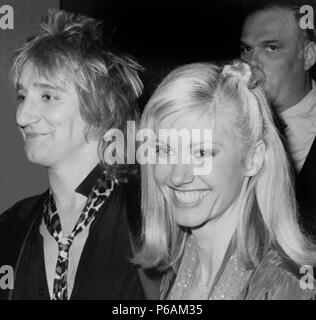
[0,176,160,300]
[296,137,316,240]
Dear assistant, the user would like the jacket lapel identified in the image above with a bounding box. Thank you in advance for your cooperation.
[0,192,48,299]
[296,137,316,238]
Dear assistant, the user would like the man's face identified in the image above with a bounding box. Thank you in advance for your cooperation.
[240,8,306,112]
[16,62,94,169]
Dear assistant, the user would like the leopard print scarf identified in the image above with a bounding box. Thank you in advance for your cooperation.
[43,171,116,300]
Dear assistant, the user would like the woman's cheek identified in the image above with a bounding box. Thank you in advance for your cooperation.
[153,163,171,185]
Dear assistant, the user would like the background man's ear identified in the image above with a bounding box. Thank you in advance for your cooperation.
[245,141,265,177]
[304,41,316,71]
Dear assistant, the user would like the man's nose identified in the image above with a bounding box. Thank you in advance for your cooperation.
[16,98,40,128]
[170,163,195,187]
[244,49,261,67]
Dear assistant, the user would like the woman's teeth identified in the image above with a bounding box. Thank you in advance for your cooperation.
[174,190,209,204]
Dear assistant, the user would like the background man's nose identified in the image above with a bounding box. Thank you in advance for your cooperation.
[246,50,261,68]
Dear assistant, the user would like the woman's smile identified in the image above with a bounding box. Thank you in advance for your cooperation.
[172,188,211,206]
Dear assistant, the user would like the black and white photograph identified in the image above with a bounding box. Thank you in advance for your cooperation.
[0,0,316,307]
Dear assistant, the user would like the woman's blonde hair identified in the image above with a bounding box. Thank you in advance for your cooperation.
[134,60,316,271]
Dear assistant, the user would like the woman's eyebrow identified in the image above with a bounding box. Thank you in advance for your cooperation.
[191,141,222,146]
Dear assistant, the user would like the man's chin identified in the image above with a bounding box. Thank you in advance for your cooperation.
[25,150,52,167]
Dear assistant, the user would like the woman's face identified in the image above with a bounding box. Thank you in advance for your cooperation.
[153,111,251,229]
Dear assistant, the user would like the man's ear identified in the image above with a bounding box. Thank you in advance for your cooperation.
[245,140,265,177]
[303,41,316,71]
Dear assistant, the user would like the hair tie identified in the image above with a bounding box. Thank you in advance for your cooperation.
[222,61,265,90]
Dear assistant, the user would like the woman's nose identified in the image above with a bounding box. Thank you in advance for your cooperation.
[170,163,195,187]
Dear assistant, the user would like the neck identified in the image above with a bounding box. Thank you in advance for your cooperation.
[191,202,239,285]
[277,77,313,113]
[48,152,99,212]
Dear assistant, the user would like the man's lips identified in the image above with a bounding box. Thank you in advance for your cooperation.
[24,132,50,139]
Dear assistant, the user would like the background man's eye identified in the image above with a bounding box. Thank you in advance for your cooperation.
[241,46,251,53]
[267,45,277,51]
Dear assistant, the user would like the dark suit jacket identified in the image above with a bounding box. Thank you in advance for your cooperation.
[296,137,316,240]
[0,176,160,300]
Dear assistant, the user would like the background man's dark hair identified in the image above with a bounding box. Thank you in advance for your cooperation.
[241,0,316,78]
[242,0,315,41]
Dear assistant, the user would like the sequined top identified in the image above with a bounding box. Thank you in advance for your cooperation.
[161,236,316,300]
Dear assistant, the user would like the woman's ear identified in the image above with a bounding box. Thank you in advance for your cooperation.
[303,41,316,71]
[245,140,265,177]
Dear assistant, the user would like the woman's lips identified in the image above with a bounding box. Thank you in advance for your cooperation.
[173,189,210,206]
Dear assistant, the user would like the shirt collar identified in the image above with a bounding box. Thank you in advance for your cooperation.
[75,163,105,197]
[281,80,316,118]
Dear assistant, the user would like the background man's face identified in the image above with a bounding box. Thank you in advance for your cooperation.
[15,62,91,169]
[240,8,306,112]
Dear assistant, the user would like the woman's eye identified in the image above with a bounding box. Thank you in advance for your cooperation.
[198,150,207,158]
[156,145,170,155]
[192,148,218,160]
[194,149,213,158]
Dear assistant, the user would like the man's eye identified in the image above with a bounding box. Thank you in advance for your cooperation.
[42,94,52,101]
[266,45,278,52]
[42,94,57,102]
[240,46,251,54]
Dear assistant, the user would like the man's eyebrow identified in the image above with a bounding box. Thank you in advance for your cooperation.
[240,40,251,47]
[16,82,66,92]
[240,39,282,47]
[34,82,66,91]
[261,40,281,45]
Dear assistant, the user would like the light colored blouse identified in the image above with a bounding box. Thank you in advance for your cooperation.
[161,236,316,300]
